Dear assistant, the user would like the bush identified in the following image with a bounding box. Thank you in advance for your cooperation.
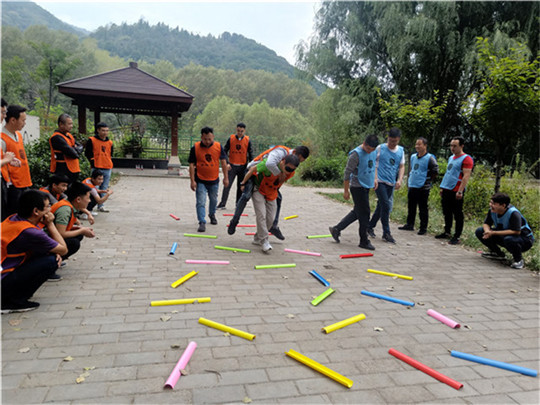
[298,155,348,185]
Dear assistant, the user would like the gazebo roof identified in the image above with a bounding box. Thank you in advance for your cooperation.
[57,62,194,116]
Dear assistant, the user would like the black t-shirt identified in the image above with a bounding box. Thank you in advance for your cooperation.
[484,210,524,234]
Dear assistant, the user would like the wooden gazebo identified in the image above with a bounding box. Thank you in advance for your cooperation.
[57,62,194,171]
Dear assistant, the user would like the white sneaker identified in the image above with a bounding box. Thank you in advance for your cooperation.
[511,260,524,269]
[252,239,261,246]
[80,213,88,220]
[91,211,98,216]
[262,241,273,253]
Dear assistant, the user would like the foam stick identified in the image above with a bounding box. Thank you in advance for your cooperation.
[306,234,332,239]
[214,245,251,253]
[171,271,198,288]
[367,269,413,280]
[389,348,463,390]
[427,309,460,329]
[183,233,217,239]
[340,253,374,259]
[245,232,272,236]
[185,259,229,265]
[311,288,335,306]
[226,224,256,228]
[254,263,296,269]
[322,313,366,334]
[198,317,255,341]
[169,242,178,255]
[223,213,248,217]
[284,248,321,257]
[450,350,538,377]
[309,270,330,287]
[150,297,210,306]
[285,349,353,388]
[361,290,415,307]
[164,341,197,389]
[169,214,180,220]
[284,215,298,220]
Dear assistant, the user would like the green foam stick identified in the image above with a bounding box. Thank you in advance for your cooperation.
[214,245,251,253]
[306,234,332,239]
[184,233,217,239]
[254,263,296,269]
[311,288,335,306]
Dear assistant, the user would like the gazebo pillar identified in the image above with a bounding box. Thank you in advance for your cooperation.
[167,110,182,175]
[78,104,87,135]
[94,108,101,127]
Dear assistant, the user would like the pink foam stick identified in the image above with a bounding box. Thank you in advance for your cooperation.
[284,248,321,257]
[245,232,272,235]
[223,213,248,217]
[427,309,461,329]
[169,214,180,220]
[185,259,230,265]
[164,341,197,389]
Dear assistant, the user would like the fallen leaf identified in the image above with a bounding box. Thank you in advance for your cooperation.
[467,291,474,294]
[243,397,252,404]
[160,315,172,322]
[223,332,230,337]
[386,287,394,291]
[170,344,181,349]
[8,319,21,326]
[80,371,91,378]
[392,276,398,280]
[128,289,134,292]
[180,369,188,376]
[527,288,533,292]
[76,376,85,384]
[41,329,48,334]
[510,289,517,293]
[281,275,288,279]
[286,314,295,319]
[417,302,425,306]
[463,324,472,329]
[75,306,83,309]
[13,328,21,331]
[171,310,179,314]
[373,327,384,332]
[121,251,127,254]
[18,347,30,353]
[83,366,95,371]
[63,356,74,362]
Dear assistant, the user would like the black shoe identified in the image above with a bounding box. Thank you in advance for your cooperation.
[1,300,40,314]
[227,220,237,235]
[398,224,414,231]
[417,229,427,235]
[269,226,285,240]
[216,204,226,210]
[359,241,376,251]
[449,237,460,245]
[382,233,396,244]
[197,222,206,232]
[367,227,376,238]
[329,226,340,243]
[481,251,506,260]
[47,273,63,282]
[209,215,218,225]
[435,232,451,239]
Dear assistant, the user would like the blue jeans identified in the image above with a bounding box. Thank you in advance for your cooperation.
[196,182,219,224]
[98,168,111,209]
[369,183,395,235]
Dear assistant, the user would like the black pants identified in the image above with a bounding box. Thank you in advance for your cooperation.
[87,195,98,212]
[334,187,371,244]
[230,177,281,228]
[441,189,464,238]
[64,235,83,260]
[475,227,533,262]
[219,164,246,207]
[5,186,28,217]
[406,188,430,230]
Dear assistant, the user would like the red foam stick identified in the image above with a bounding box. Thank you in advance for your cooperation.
[339,253,373,259]
[245,232,272,235]
[169,214,180,220]
[226,224,256,227]
[223,214,248,217]
[388,348,463,390]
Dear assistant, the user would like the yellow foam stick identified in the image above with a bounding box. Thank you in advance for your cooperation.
[322,313,366,334]
[171,271,198,288]
[198,317,255,341]
[150,297,210,306]
[284,215,299,220]
[367,269,413,280]
[285,349,353,388]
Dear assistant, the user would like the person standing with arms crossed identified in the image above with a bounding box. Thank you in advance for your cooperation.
[85,122,114,212]
[49,114,82,184]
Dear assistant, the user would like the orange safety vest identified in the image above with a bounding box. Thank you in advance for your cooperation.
[49,131,80,174]
[195,141,222,181]
[82,177,96,189]
[257,170,295,201]
[39,186,62,202]
[228,135,250,165]
[1,131,32,188]
[1,149,11,183]
[1,214,38,274]
[51,199,77,231]
[91,137,113,169]
[253,145,291,163]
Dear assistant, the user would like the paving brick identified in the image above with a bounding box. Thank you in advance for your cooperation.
[46,381,110,402]
[192,384,247,403]
[2,387,48,404]
[246,380,299,399]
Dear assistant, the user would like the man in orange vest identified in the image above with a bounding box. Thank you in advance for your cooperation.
[84,122,114,212]
[49,113,82,184]
[39,174,69,205]
[188,126,229,232]
[1,190,67,313]
[82,169,114,213]
[1,105,32,217]
[216,123,254,210]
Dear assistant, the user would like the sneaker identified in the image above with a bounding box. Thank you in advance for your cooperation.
[417,229,427,235]
[269,226,285,240]
[329,226,340,243]
[511,260,524,269]
[448,237,460,245]
[47,273,63,282]
[98,207,109,213]
[197,222,206,232]
[398,224,414,231]
[80,213,89,220]
[1,300,40,314]
[382,233,396,244]
[209,215,218,225]
[367,227,376,238]
[481,251,506,260]
[359,240,376,251]
[252,239,261,246]
[91,211,99,217]
[435,232,451,239]
[262,241,273,253]
[216,204,226,210]
[60,261,67,267]
[227,219,238,235]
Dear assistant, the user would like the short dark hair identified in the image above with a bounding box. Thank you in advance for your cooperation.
[491,192,510,206]
[1,98,7,108]
[417,137,428,145]
[6,105,27,122]
[18,190,48,218]
[95,122,109,131]
[237,123,246,129]
[452,136,465,146]
[284,154,300,168]
[293,146,310,160]
[364,134,379,148]
[49,174,70,187]
[201,126,214,135]
[58,113,71,126]
[66,182,91,202]
[91,169,104,179]
[388,127,401,138]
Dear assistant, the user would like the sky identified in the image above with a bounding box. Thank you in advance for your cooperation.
[34,1,320,65]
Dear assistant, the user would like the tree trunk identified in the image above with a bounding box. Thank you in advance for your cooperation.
[494,159,502,193]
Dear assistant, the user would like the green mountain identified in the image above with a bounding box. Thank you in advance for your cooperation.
[1,0,88,37]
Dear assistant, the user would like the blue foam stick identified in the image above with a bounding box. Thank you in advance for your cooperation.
[360,290,415,307]
[451,350,537,377]
[309,270,330,287]
[169,242,178,255]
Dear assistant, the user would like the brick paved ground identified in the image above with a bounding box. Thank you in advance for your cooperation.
[2,171,539,404]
